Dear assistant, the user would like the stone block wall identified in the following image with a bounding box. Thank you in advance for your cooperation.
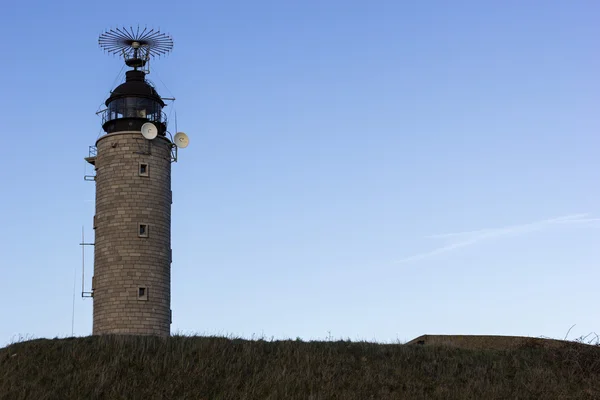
[92,131,172,336]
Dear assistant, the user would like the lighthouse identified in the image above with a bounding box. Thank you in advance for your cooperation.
[85,27,188,336]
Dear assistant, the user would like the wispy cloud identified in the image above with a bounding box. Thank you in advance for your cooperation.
[395,213,600,264]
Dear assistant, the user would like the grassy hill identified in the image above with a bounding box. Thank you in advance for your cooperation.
[1,335,599,399]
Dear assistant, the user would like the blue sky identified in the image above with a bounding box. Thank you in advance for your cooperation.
[0,0,599,346]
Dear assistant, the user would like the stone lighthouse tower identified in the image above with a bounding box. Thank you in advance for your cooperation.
[85,27,188,336]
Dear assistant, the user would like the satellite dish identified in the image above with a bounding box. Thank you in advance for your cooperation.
[141,123,157,140]
[174,132,189,148]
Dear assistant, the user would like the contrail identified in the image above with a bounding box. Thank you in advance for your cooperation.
[395,213,600,264]
[426,213,590,239]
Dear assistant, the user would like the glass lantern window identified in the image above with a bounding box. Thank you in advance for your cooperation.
[107,98,162,122]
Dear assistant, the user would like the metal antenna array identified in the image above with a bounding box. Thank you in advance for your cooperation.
[99,26,174,70]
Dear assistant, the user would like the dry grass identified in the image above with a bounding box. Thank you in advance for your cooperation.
[1,335,599,399]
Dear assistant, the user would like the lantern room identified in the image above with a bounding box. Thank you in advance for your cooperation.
[102,70,166,135]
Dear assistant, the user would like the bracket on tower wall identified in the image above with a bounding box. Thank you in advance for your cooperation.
[84,146,97,180]
[85,146,97,164]
[170,144,178,163]
[80,228,95,298]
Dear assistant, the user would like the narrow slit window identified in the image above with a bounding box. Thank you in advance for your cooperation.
[139,162,149,177]
[138,287,148,301]
[138,223,149,238]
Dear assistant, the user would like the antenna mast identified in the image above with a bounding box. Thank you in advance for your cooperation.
[99,26,174,73]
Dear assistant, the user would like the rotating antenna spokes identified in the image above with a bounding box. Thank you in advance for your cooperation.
[99,26,174,70]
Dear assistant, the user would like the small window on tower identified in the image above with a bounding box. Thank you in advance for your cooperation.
[138,223,149,238]
[138,287,148,301]
[139,162,149,177]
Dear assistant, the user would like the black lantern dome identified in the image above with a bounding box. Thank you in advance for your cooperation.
[102,70,166,135]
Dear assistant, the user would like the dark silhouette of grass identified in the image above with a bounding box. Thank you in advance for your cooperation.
[1,335,599,399]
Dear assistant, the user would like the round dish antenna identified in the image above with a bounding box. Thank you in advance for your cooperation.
[141,123,158,140]
[174,132,189,148]
[99,26,174,69]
